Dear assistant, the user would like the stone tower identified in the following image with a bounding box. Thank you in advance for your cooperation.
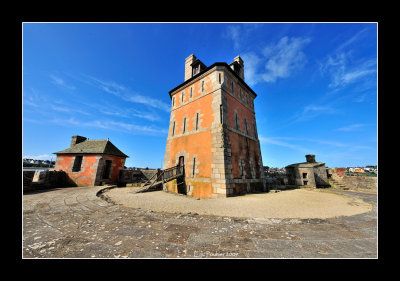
[163,54,266,198]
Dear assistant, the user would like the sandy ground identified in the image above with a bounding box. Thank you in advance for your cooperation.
[105,187,373,219]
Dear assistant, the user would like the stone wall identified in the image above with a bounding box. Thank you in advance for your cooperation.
[23,170,75,193]
[330,168,377,191]
[118,169,159,186]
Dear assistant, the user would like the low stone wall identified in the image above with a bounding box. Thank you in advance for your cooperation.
[23,170,75,193]
[333,175,377,191]
[117,169,160,186]
[330,167,377,191]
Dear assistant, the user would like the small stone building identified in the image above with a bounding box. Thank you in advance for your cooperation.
[285,154,329,188]
[53,135,128,186]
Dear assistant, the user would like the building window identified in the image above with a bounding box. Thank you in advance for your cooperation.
[195,113,199,131]
[252,120,257,138]
[190,87,193,98]
[192,157,196,177]
[220,104,223,124]
[201,81,204,93]
[172,121,175,136]
[183,117,186,134]
[302,173,307,179]
[240,159,245,176]
[181,92,184,103]
[234,111,239,130]
[231,81,234,93]
[239,88,242,100]
[245,94,249,105]
[172,97,175,107]
[72,156,83,172]
[218,73,221,84]
[244,118,249,135]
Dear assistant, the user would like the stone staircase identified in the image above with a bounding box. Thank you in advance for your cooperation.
[328,178,349,190]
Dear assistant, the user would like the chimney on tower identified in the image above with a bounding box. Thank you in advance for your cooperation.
[230,56,245,80]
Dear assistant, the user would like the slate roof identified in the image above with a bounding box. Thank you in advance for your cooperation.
[53,139,129,158]
[285,162,325,168]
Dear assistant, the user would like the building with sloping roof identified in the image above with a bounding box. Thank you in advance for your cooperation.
[285,154,329,188]
[53,135,128,186]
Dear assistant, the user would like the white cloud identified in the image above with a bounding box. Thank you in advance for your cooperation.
[84,75,171,113]
[259,136,310,153]
[320,52,376,89]
[243,36,311,86]
[226,25,241,50]
[50,117,167,136]
[49,74,75,90]
[336,123,368,132]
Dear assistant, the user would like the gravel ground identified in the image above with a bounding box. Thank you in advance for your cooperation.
[105,187,372,219]
[23,186,377,258]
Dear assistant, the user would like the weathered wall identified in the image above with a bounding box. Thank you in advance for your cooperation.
[331,168,377,191]
[23,170,74,192]
[54,154,125,186]
[164,66,264,198]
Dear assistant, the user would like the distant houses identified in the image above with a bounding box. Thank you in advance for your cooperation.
[23,158,55,167]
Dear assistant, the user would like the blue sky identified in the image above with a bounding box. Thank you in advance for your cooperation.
[23,22,377,168]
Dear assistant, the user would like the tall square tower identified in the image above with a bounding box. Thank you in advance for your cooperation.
[163,54,266,198]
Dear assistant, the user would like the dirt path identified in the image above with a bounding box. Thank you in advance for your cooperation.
[105,187,373,219]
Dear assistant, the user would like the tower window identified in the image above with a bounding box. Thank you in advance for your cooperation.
[172,97,175,107]
[183,117,186,133]
[192,157,196,177]
[172,121,175,136]
[220,104,223,124]
[190,87,193,98]
[253,120,257,138]
[231,81,234,93]
[235,112,239,130]
[244,118,249,135]
[181,92,184,103]
[218,73,221,84]
[201,81,204,93]
[239,88,242,100]
[195,113,199,130]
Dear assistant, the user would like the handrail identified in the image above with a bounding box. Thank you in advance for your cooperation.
[138,165,184,193]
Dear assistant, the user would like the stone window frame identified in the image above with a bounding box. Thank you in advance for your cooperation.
[189,87,193,99]
[171,120,176,136]
[252,120,258,138]
[181,91,185,104]
[239,158,246,178]
[195,112,199,131]
[244,117,249,135]
[72,155,83,172]
[234,110,240,131]
[183,117,186,134]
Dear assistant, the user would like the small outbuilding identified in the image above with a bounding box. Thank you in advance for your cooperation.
[285,154,329,188]
[53,135,128,186]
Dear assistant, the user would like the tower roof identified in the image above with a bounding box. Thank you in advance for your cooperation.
[169,62,257,99]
